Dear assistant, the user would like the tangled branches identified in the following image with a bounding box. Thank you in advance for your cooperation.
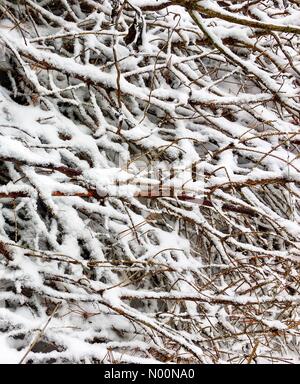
[0,0,300,364]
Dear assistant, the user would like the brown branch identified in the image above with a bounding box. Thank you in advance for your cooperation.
[209,176,292,194]
[139,1,173,11]
[119,291,300,307]
[0,156,81,177]
[173,0,300,35]
[0,240,12,260]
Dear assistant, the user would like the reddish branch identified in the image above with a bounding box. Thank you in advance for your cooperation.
[0,189,257,216]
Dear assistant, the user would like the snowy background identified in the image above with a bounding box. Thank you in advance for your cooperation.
[0,0,300,364]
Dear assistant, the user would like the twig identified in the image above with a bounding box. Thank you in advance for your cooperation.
[19,302,61,364]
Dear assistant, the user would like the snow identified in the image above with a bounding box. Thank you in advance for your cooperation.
[0,0,299,365]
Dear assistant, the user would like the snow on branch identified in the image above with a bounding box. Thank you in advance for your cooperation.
[0,0,299,364]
